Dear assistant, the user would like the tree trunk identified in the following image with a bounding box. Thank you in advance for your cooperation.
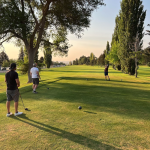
[135,57,138,78]
[27,49,36,83]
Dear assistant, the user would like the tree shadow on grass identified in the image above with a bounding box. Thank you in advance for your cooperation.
[38,77,150,121]
[1,76,150,121]
[11,114,121,150]
[57,76,150,85]
[0,78,62,103]
[43,69,122,74]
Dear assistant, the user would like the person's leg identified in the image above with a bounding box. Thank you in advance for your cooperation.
[6,101,11,113]
[14,90,23,116]
[33,84,35,91]
[14,102,18,113]
[6,90,13,116]
[34,84,38,90]
[34,78,39,91]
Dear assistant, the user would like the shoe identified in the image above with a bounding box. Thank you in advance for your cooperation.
[14,112,23,116]
[33,91,38,94]
[6,112,13,117]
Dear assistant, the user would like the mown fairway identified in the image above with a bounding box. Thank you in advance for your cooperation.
[0,65,150,150]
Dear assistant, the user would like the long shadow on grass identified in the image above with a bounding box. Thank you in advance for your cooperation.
[39,77,150,121]
[0,78,62,103]
[56,76,150,85]
[1,76,150,121]
[43,69,122,74]
[11,114,121,150]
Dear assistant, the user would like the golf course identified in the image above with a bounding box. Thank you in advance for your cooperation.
[0,65,150,150]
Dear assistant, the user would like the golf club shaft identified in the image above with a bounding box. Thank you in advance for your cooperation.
[19,92,26,109]
[41,80,48,89]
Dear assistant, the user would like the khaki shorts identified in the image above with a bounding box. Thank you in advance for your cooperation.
[6,89,19,102]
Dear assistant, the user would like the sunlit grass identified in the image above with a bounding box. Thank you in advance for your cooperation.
[0,65,150,149]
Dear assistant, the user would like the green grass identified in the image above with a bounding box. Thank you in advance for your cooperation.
[1,65,150,150]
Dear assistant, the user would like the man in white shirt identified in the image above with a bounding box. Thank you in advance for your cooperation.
[30,63,41,93]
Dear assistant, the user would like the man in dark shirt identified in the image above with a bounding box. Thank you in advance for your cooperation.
[5,63,23,117]
[104,64,110,81]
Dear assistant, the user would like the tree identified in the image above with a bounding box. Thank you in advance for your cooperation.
[129,33,143,77]
[2,60,10,67]
[0,0,105,82]
[39,57,44,63]
[117,0,146,74]
[105,41,110,64]
[99,52,105,66]
[106,41,120,70]
[90,53,95,65]
[146,24,150,36]
[0,51,9,65]
[69,61,72,66]
[44,40,52,68]
[24,47,28,63]
[18,47,24,61]
[34,50,39,63]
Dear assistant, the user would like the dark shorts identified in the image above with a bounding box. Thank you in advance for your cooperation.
[104,72,108,76]
[32,78,39,85]
[6,89,19,102]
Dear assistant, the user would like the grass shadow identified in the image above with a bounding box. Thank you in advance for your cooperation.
[11,114,121,150]
[84,111,97,114]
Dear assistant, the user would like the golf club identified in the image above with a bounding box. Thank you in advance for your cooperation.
[19,92,28,110]
[40,80,49,89]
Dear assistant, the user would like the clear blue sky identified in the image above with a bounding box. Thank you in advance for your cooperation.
[3,0,150,62]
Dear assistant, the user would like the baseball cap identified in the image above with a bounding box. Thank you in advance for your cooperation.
[10,63,16,70]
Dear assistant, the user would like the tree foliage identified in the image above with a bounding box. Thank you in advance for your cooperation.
[0,51,9,65]
[18,47,24,61]
[0,0,105,82]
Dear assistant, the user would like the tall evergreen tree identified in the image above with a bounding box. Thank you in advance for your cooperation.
[0,51,9,65]
[18,47,24,61]
[118,0,146,74]
[44,41,52,68]
[90,53,95,66]
[105,41,110,65]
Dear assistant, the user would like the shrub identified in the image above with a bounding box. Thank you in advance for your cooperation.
[147,62,150,67]
[18,62,29,74]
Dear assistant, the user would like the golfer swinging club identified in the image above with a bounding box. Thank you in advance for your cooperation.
[30,63,41,93]
[5,63,23,117]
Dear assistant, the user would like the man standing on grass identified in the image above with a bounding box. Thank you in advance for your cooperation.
[104,64,110,81]
[5,63,23,117]
[30,63,41,94]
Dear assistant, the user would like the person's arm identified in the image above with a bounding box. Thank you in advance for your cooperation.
[37,71,41,79]
[15,78,20,87]
[15,73,20,87]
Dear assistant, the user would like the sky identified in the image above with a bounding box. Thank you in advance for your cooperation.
[2,0,150,63]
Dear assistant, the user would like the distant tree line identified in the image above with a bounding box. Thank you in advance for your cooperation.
[0,47,65,72]
[72,41,110,66]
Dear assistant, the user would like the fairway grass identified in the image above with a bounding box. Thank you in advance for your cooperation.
[0,65,150,150]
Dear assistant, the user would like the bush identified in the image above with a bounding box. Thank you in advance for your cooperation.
[2,60,10,67]
[147,62,150,67]
[18,62,29,74]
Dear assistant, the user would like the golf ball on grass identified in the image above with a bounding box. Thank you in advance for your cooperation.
[78,106,82,110]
